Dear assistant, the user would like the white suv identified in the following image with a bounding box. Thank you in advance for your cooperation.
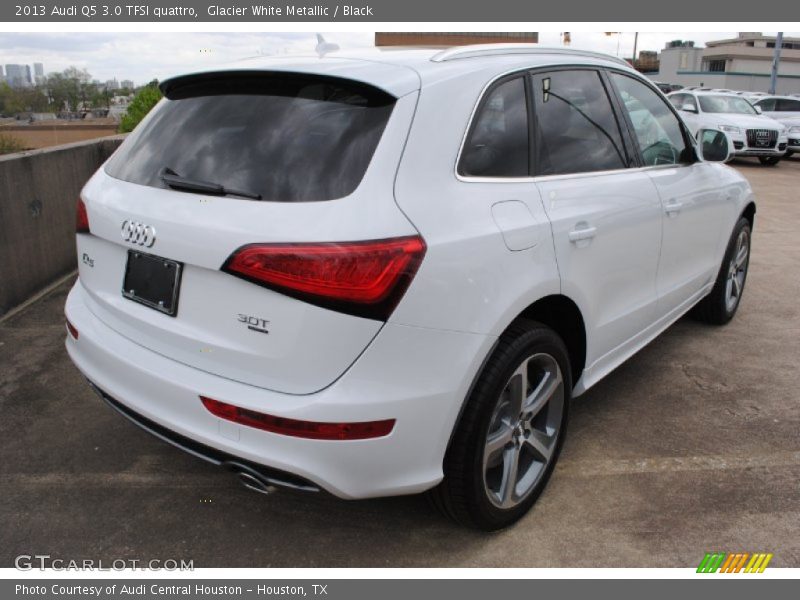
[668,90,788,165]
[65,45,756,530]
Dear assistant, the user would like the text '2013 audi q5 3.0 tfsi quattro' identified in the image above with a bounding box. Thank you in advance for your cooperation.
[65,45,755,530]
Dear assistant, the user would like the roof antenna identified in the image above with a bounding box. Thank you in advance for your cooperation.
[315,34,339,57]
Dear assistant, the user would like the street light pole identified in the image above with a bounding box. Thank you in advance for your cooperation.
[769,32,783,94]
[632,32,639,70]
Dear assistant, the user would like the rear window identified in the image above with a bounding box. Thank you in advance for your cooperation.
[105,73,396,202]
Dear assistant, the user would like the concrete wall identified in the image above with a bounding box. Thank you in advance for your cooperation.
[0,135,125,317]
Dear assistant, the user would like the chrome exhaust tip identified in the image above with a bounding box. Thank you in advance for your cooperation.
[237,471,277,496]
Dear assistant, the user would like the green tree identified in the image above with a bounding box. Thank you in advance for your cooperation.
[119,83,162,133]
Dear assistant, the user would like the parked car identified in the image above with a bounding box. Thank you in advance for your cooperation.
[652,81,682,94]
[750,95,800,120]
[668,90,788,165]
[780,117,800,157]
[65,45,756,530]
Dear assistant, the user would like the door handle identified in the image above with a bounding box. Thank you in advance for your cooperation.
[664,200,683,216]
[568,226,597,243]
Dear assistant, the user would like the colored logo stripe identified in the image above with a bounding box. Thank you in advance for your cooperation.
[697,552,773,573]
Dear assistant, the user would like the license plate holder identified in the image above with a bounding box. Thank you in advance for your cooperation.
[122,250,183,316]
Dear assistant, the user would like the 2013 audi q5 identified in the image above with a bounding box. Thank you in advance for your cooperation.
[65,45,755,530]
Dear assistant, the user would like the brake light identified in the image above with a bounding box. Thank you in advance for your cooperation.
[76,198,90,234]
[221,236,426,320]
[200,397,395,441]
[66,319,79,340]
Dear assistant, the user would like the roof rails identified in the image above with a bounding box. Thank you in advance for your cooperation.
[430,44,630,67]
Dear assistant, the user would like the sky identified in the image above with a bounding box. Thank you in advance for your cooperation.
[0,31,794,85]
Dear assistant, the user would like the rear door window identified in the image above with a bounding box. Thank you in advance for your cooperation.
[531,69,629,176]
[105,73,396,202]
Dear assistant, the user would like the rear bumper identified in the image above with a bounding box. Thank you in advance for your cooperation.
[65,281,495,499]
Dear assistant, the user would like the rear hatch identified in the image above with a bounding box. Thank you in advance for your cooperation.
[77,70,421,395]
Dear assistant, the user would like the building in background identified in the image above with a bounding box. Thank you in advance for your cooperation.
[375,32,538,47]
[120,79,134,90]
[105,78,119,91]
[4,64,32,88]
[633,50,659,73]
[33,63,45,85]
[656,33,800,93]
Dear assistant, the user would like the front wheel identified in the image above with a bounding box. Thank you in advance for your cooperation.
[428,320,571,530]
[758,156,781,166]
[691,217,751,325]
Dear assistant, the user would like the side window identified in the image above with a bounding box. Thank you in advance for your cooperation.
[458,77,529,178]
[609,72,690,167]
[756,98,776,111]
[668,94,685,109]
[531,70,628,176]
[777,98,800,111]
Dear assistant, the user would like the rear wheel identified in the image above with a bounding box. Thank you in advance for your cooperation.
[758,156,781,166]
[691,217,751,325]
[429,320,571,530]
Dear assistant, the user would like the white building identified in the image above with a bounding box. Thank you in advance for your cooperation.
[656,33,800,94]
[33,62,45,85]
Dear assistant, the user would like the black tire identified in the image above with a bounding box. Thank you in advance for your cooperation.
[785,150,794,158]
[691,217,751,325]
[758,156,781,166]
[428,319,571,530]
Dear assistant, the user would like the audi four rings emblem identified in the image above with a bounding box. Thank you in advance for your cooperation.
[121,220,156,247]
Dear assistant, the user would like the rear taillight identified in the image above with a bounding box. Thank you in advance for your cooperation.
[200,396,395,441]
[76,198,89,234]
[221,236,426,320]
[66,319,79,340]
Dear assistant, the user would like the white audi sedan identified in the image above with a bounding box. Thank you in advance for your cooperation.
[65,45,755,529]
[668,90,788,165]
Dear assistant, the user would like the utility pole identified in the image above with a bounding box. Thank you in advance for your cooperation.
[632,32,639,71]
[769,32,783,94]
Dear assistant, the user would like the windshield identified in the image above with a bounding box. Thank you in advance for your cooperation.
[698,95,758,115]
[105,73,396,202]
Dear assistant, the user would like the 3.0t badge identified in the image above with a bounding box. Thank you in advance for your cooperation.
[121,220,156,247]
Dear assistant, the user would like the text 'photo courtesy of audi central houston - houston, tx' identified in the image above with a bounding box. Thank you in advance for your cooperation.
[65,44,756,530]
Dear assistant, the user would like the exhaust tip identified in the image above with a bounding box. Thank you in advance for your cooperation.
[237,471,277,496]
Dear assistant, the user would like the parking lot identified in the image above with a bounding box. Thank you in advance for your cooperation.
[1,157,798,568]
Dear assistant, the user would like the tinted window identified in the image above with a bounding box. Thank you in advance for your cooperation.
[610,72,689,167]
[532,70,628,176]
[459,77,529,177]
[777,98,800,111]
[756,98,776,111]
[105,74,395,202]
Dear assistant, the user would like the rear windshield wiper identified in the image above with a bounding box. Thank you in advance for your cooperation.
[160,167,262,200]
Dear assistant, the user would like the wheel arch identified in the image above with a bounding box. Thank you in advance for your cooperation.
[516,294,587,389]
[445,294,587,451]
[741,201,756,230]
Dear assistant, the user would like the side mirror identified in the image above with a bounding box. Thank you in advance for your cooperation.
[681,103,698,114]
[697,129,734,163]
[754,105,763,114]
